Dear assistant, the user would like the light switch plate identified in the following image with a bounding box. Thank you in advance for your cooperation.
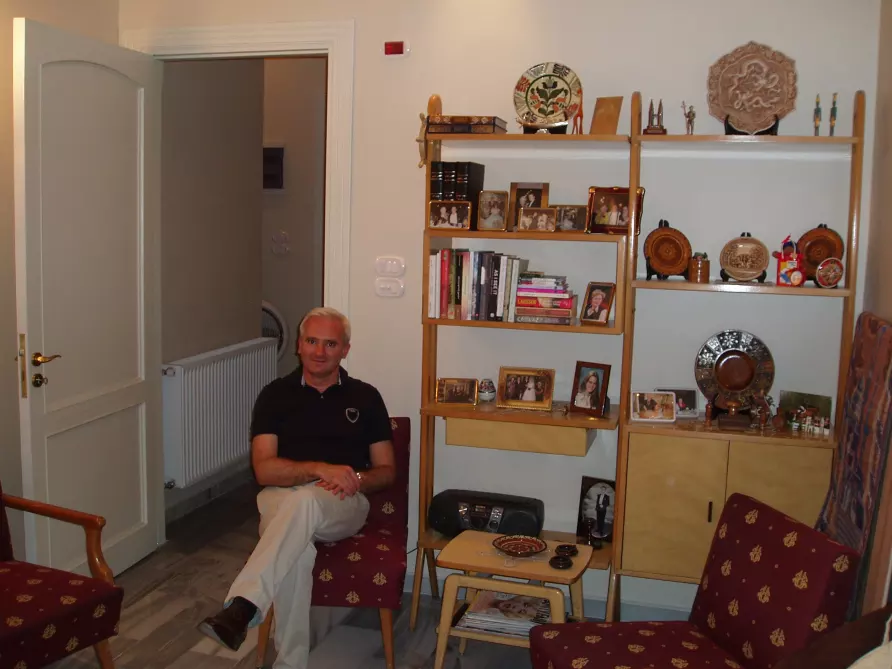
[375,255,406,277]
[375,277,405,297]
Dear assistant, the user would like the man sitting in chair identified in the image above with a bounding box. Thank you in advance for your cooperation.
[198,307,395,668]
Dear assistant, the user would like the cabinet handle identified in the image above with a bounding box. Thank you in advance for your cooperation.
[707,501,714,523]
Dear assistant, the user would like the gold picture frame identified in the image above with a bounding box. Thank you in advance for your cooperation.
[429,200,472,230]
[516,207,558,232]
[586,186,645,235]
[435,378,479,405]
[496,366,555,411]
[508,182,550,230]
[477,191,509,231]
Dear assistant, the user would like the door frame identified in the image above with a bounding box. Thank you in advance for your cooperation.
[121,21,354,317]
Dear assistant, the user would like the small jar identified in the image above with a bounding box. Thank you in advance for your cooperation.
[689,256,710,283]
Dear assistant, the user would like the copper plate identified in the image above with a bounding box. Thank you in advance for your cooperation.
[644,224,692,276]
[719,234,769,282]
[695,330,774,410]
[492,534,547,558]
[798,225,844,280]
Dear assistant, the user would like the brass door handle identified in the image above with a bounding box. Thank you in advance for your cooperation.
[32,352,61,367]
[31,373,48,388]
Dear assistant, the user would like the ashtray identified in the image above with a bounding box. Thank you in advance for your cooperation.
[555,544,579,557]
[492,535,547,558]
[549,555,573,570]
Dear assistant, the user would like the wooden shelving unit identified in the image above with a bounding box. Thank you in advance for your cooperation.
[411,90,867,629]
[631,279,852,298]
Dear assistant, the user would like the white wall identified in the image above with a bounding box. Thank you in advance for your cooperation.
[262,57,326,376]
[120,0,881,611]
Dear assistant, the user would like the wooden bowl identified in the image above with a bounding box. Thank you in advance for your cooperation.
[492,535,547,558]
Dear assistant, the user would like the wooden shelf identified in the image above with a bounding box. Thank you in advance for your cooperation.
[423,402,620,431]
[426,228,623,243]
[638,134,857,152]
[424,318,622,335]
[624,418,836,449]
[427,133,629,144]
[418,528,612,571]
[632,279,851,297]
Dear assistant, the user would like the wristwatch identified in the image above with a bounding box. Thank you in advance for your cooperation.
[356,472,365,484]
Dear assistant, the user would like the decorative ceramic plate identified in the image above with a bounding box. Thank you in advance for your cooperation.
[719,233,770,281]
[695,330,775,410]
[492,534,547,558]
[815,257,844,288]
[798,224,844,280]
[514,63,583,125]
[644,221,692,276]
[707,41,798,134]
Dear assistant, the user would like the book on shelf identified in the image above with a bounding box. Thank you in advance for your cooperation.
[428,252,585,325]
[454,591,551,637]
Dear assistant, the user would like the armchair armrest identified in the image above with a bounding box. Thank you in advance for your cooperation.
[2,493,115,585]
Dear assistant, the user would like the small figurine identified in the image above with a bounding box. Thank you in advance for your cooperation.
[657,100,664,127]
[681,101,696,134]
[772,236,805,287]
[823,417,831,437]
[572,91,584,135]
[814,95,822,136]
[830,93,838,137]
[704,399,713,427]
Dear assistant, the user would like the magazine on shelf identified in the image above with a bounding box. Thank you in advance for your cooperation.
[454,591,551,636]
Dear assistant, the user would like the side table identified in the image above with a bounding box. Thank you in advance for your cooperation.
[432,530,593,669]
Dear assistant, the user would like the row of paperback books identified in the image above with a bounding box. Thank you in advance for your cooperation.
[427,248,578,325]
[454,591,551,638]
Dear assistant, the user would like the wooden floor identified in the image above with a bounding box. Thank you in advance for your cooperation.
[52,483,532,669]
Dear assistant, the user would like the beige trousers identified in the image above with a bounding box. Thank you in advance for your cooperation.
[226,483,369,669]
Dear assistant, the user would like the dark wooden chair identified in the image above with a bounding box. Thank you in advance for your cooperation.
[255,417,410,669]
[0,480,123,669]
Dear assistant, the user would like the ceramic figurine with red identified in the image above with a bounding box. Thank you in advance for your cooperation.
[772,235,805,287]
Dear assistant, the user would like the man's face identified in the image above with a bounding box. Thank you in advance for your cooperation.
[297,316,350,377]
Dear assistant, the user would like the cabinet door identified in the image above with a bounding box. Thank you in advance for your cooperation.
[622,434,729,580]
[727,442,833,526]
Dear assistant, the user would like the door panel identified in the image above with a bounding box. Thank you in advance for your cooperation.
[623,434,729,580]
[727,442,833,526]
[14,18,162,574]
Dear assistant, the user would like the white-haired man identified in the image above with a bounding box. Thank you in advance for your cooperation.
[199,307,395,668]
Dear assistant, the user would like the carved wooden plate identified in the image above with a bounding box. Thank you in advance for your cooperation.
[798,224,844,280]
[644,221,692,276]
[719,233,770,282]
[695,330,775,410]
[492,534,547,558]
[707,41,798,134]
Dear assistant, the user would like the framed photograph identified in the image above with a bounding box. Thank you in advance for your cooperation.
[570,361,611,417]
[778,390,832,424]
[579,282,616,325]
[586,186,645,235]
[575,476,615,543]
[516,207,557,232]
[429,200,471,230]
[554,205,588,232]
[630,391,677,423]
[655,387,698,419]
[435,378,479,405]
[497,367,555,411]
[477,191,509,231]
[508,182,550,229]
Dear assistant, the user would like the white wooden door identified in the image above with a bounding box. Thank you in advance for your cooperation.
[13,18,163,575]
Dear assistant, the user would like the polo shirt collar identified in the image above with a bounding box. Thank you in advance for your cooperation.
[298,365,347,388]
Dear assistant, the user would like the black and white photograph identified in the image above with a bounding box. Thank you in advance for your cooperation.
[575,476,615,543]
[508,182,549,229]
[655,387,698,418]
[477,191,509,231]
[516,207,557,232]
[428,200,471,229]
[555,205,588,232]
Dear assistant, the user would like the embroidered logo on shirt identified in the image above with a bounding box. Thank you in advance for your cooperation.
[346,408,359,423]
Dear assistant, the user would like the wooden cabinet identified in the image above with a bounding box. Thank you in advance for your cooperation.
[623,434,728,580]
[619,430,834,582]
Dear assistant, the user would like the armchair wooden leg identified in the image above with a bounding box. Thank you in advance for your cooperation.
[425,548,440,599]
[410,549,425,631]
[379,608,395,669]
[93,639,115,669]
[256,607,275,668]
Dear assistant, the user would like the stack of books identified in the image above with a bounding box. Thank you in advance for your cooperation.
[514,273,577,325]
[454,591,551,638]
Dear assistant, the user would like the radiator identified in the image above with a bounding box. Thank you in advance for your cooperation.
[162,338,278,488]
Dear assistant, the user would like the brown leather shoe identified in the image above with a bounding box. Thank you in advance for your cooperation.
[198,596,258,651]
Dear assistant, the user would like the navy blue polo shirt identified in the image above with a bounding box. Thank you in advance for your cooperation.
[250,366,392,471]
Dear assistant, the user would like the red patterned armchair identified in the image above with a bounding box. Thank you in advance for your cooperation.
[530,494,860,669]
[0,481,123,669]
[256,417,410,669]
